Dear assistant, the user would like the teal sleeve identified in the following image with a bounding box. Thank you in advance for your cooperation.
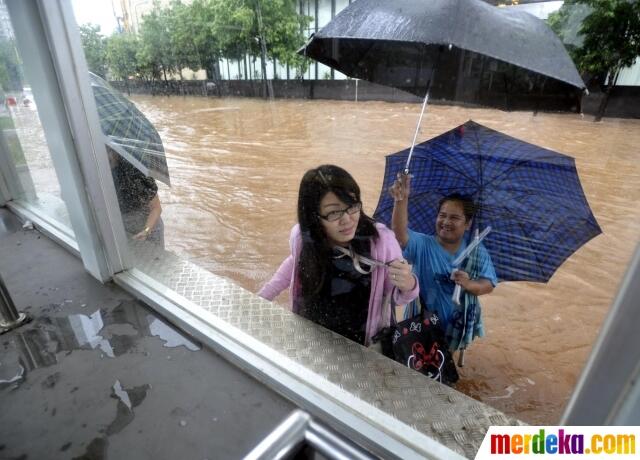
[478,244,498,286]
[402,228,421,262]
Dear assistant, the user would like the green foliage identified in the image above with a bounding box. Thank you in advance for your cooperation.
[106,33,138,80]
[168,0,201,78]
[211,0,311,79]
[189,0,223,79]
[259,0,311,70]
[0,38,23,91]
[211,0,255,59]
[79,24,108,77]
[547,2,573,42]
[572,0,640,83]
[92,0,311,81]
[548,0,640,83]
[137,2,177,81]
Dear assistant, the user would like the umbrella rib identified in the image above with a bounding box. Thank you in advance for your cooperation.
[482,144,561,191]
[486,204,545,280]
[427,153,478,184]
[110,136,164,148]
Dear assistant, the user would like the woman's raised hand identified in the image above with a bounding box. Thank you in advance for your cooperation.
[389,172,411,202]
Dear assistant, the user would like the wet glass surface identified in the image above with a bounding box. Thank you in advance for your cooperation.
[81,94,638,424]
[30,0,639,426]
[0,7,74,229]
[135,96,640,424]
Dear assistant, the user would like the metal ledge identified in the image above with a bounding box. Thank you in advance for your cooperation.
[115,243,523,458]
[4,199,79,256]
[115,267,460,460]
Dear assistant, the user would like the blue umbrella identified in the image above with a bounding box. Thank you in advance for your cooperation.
[373,120,602,282]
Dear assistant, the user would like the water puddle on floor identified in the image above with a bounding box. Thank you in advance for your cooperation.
[0,299,200,390]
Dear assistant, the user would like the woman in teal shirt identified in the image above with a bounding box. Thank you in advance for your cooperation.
[390,174,497,331]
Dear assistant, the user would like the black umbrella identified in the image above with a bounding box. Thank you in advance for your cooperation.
[299,0,586,171]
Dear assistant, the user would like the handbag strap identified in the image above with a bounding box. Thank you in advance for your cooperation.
[381,293,394,327]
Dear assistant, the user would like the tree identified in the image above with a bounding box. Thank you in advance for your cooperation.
[79,24,108,78]
[168,0,201,87]
[548,0,640,121]
[181,0,227,96]
[211,0,254,75]
[106,33,139,94]
[212,0,310,97]
[138,2,177,83]
[258,0,310,77]
[0,38,23,91]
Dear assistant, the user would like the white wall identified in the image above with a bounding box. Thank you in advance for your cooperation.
[617,59,640,86]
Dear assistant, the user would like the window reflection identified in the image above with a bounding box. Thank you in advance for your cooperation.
[0,299,199,390]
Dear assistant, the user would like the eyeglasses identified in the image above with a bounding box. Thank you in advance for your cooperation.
[318,202,362,222]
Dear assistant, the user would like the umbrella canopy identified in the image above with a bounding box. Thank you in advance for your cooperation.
[373,121,602,282]
[89,73,170,186]
[300,0,585,110]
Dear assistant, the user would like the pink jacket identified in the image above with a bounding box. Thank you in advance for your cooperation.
[258,223,419,345]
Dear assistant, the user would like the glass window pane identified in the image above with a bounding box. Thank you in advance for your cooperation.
[70,0,639,437]
[0,1,73,230]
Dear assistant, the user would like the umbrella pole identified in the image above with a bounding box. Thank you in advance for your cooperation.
[458,348,466,367]
[404,82,431,174]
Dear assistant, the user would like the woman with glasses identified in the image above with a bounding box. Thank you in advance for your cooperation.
[258,164,418,346]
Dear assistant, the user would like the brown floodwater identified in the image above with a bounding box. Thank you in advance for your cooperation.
[15,95,640,425]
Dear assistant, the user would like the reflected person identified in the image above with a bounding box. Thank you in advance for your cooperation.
[258,164,418,346]
[107,146,164,247]
[390,174,496,334]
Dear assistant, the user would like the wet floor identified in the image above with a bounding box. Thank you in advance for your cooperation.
[11,96,640,424]
[0,212,295,459]
[0,299,202,458]
[0,299,200,390]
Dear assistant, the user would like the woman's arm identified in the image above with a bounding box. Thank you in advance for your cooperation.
[451,270,494,296]
[133,194,162,240]
[258,255,294,301]
[378,224,419,304]
[390,173,410,248]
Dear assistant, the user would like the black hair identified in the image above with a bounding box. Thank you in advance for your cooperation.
[438,193,477,222]
[297,165,378,303]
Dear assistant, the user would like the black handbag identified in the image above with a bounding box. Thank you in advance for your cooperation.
[372,299,459,385]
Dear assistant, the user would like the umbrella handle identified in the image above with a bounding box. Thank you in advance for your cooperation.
[450,268,463,306]
[457,348,466,367]
[452,284,462,306]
